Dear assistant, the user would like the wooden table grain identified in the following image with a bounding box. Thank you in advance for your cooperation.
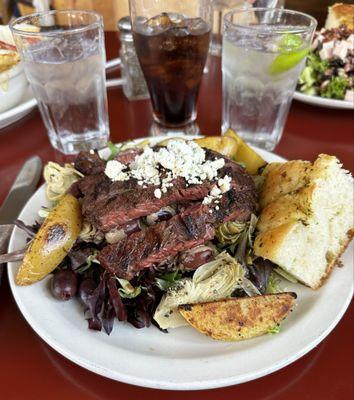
[0,32,353,400]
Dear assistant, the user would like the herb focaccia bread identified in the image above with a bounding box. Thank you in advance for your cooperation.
[254,154,353,289]
[325,3,354,30]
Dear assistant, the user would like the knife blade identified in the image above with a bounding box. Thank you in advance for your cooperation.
[0,156,42,285]
[0,156,42,225]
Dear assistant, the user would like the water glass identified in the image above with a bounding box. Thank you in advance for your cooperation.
[10,10,109,155]
[222,8,316,150]
[210,0,285,56]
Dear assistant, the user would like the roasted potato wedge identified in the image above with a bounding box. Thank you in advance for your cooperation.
[194,136,238,159]
[156,137,186,147]
[223,129,267,174]
[179,293,296,341]
[16,194,82,286]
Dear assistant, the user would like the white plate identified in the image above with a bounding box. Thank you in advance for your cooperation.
[294,91,354,110]
[7,141,354,390]
[0,86,37,130]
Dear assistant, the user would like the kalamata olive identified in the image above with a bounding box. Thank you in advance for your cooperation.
[123,219,141,234]
[179,246,214,270]
[51,270,78,301]
[78,278,97,306]
[146,206,175,225]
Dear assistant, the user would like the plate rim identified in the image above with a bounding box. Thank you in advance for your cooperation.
[0,88,37,128]
[293,91,354,110]
[7,141,354,390]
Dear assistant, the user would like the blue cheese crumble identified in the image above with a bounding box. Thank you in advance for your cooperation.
[104,140,229,199]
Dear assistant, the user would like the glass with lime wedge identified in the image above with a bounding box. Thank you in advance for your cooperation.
[222,8,317,151]
[269,33,310,75]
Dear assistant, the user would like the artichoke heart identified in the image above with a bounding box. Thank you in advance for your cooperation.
[215,221,246,244]
[43,161,83,201]
[153,252,244,329]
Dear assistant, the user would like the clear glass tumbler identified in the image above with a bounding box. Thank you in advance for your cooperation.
[10,10,109,155]
[222,8,316,150]
[210,0,285,56]
[129,0,212,136]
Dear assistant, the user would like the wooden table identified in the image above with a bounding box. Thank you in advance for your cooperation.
[0,32,353,400]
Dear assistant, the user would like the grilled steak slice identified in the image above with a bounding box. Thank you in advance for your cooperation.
[77,173,212,232]
[98,183,257,279]
[74,148,141,177]
[115,148,142,164]
[98,210,215,280]
[99,178,211,232]
[178,245,215,271]
[74,151,105,175]
[77,149,257,232]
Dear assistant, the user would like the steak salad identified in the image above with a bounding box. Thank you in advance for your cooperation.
[10,134,300,341]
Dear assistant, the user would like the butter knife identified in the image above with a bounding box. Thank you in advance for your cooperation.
[0,156,42,286]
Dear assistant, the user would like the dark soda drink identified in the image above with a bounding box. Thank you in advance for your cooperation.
[133,13,211,127]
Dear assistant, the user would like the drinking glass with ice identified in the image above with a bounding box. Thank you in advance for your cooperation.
[222,8,317,150]
[10,10,109,155]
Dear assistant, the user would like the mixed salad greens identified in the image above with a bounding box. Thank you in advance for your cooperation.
[297,25,353,101]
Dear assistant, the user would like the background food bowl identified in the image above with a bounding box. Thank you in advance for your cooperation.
[0,61,28,113]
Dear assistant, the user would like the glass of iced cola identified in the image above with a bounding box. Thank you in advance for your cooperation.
[129,0,212,136]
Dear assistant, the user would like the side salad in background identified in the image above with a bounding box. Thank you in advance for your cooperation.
[297,24,353,102]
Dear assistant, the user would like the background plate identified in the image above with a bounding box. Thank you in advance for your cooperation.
[0,76,124,131]
[0,86,37,130]
[293,91,354,110]
[7,141,354,390]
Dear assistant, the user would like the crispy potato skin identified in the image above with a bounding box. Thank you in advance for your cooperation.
[178,293,296,341]
[223,129,267,174]
[16,194,82,286]
[157,131,266,175]
[194,137,238,159]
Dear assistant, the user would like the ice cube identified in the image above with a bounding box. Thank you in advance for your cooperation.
[168,13,186,25]
[186,18,209,35]
[170,27,189,37]
[29,38,67,63]
[146,12,173,34]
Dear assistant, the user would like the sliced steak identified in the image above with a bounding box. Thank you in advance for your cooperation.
[74,148,141,177]
[178,245,215,271]
[77,149,257,232]
[98,178,211,232]
[98,184,257,279]
[115,148,142,164]
[98,209,215,280]
[74,151,105,175]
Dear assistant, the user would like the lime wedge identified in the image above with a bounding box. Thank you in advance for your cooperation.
[279,33,303,51]
[269,48,309,75]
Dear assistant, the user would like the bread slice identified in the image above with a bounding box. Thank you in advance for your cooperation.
[325,3,354,30]
[254,154,353,289]
[178,293,296,341]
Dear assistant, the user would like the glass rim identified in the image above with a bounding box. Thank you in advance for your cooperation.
[10,9,103,36]
[224,7,317,33]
